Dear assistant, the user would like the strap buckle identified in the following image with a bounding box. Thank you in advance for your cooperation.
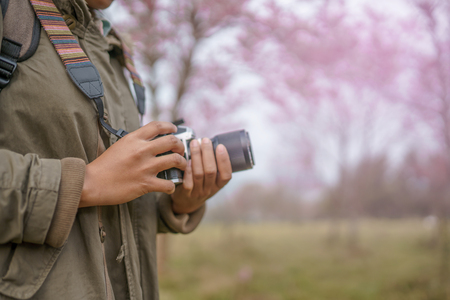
[0,55,17,89]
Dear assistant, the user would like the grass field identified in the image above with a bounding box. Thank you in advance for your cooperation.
[158,220,450,300]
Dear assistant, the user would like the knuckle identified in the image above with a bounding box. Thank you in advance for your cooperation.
[169,135,179,145]
[153,121,163,131]
[190,147,200,156]
[221,173,232,182]
[172,154,183,165]
[182,180,193,192]
[164,181,175,194]
[219,156,230,164]
[130,145,144,159]
[193,172,204,181]
[205,169,216,178]
[168,154,185,168]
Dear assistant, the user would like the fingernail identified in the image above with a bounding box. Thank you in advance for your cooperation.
[191,139,199,148]
[202,138,211,144]
[217,144,226,153]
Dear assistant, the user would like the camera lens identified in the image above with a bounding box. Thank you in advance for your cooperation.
[211,130,255,172]
[157,167,183,184]
[157,128,255,185]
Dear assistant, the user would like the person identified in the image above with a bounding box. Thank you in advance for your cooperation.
[0,0,232,299]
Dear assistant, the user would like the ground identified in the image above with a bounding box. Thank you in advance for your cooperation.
[159,220,449,300]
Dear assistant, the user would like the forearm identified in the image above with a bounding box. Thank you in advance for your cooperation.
[0,150,85,248]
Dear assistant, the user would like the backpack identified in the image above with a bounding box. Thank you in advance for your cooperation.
[0,0,41,91]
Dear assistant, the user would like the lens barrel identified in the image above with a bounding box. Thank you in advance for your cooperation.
[211,130,255,172]
[158,167,183,184]
[157,128,255,185]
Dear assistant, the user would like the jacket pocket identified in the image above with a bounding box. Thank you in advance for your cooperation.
[0,243,63,299]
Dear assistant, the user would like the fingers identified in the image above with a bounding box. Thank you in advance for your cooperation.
[148,177,177,194]
[215,144,232,188]
[201,138,217,194]
[151,153,187,174]
[147,135,185,156]
[133,121,177,140]
[184,140,230,196]
[169,142,233,214]
[189,139,204,191]
[181,160,194,194]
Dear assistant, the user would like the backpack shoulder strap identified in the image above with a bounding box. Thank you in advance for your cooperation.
[2,0,40,62]
[29,0,129,139]
[1,0,9,19]
[0,0,40,91]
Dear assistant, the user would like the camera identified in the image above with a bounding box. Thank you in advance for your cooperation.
[157,126,255,185]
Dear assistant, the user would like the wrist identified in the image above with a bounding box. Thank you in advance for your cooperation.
[79,164,98,207]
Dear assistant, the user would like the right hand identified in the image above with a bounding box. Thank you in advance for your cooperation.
[79,121,187,207]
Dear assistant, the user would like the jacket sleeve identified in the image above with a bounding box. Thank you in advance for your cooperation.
[0,149,85,248]
[156,193,205,234]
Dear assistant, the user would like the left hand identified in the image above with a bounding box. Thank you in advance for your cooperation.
[171,138,232,214]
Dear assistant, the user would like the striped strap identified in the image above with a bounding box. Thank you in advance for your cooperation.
[30,0,90,67]
[29,0,133,137]
[30,0,104,99]
[113,32,146,115]
[31,0,146,115]
[122,43,143,87]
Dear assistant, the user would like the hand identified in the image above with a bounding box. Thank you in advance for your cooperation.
[79,121,187,207]
[170,138,232,214]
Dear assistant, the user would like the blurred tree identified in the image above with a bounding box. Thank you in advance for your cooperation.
[116,0,251,132]
[111,0,450,292]
[115,0,253,274]
[205,183,305,223]
[322,152,433,219]
[235,0,405,248]
[403,0,450,296]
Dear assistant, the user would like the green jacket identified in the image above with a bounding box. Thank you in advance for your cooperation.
[0,0,204,299]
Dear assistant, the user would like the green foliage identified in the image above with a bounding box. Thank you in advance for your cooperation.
[159,220,449,300]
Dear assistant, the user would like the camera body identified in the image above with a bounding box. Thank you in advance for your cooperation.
[157,126,255,185]
[156,126,196,185]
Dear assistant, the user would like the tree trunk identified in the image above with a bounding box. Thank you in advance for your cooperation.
[347,209,360,252]
[437,201,449,298]
[327,211,341,245]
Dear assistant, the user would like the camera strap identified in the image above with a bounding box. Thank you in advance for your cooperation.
[112,29,146,116]
[29,0,146,138]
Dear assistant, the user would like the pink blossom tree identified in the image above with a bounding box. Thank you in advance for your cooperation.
[113,0,450,288]
[234,0,407,247]
[402,0,450,296]
[114,0,254,273]
[115,0,252,135]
